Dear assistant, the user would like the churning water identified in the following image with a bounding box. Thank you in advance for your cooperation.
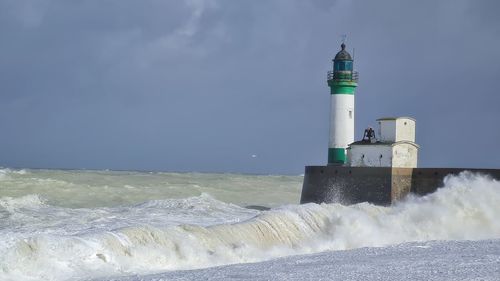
[0,168,499,280]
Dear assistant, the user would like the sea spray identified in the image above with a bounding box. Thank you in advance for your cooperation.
[0,171,499,280]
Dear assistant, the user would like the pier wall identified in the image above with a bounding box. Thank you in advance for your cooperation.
[300,166,500,205]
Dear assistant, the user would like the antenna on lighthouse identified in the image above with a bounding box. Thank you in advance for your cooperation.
[341,34,347,44]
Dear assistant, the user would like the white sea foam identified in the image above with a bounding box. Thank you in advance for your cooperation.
[0,194,47,211]
[99,239,500,281]
[0,171,499,280]
[0,168,27,174]
[0,168,28,178]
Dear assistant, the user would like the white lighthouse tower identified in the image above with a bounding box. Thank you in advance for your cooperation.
[327,43,358,165]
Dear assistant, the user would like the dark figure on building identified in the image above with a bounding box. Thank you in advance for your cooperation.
[363,127,376,142]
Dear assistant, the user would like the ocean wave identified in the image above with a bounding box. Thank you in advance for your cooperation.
[0,193,252,215]
[135,193,244,212]
[0,194,259,235]
[0,168,29,175]
[0,168,29,181]
[0,194,47,212]
[0,172,499,280]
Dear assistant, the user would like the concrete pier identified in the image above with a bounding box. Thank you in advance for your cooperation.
[300,166,500,205]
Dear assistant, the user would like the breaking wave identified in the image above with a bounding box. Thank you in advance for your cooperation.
[0,168,29,180]
[0,194,47,210]
[0,172,499,280]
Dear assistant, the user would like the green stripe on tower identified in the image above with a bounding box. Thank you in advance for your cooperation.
[328,148,346,164]
[328,81,357,95]
[331,87,355,95]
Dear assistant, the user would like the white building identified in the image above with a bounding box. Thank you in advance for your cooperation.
[347,117,419,168]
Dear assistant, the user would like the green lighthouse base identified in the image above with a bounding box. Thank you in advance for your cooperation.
[328,148,346,165]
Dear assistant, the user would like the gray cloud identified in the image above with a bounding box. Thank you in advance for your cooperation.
[0,0,499,174]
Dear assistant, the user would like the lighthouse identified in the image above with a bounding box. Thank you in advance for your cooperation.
[301,41,500,206]
[327,43,358,165]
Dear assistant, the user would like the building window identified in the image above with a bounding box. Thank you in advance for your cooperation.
[349,110,352,119]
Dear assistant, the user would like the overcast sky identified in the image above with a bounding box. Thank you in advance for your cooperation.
[0,0,499,174]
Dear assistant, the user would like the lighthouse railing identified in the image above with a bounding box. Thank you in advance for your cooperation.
[327,71,359,82]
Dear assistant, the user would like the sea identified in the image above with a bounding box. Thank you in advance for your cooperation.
[0,168,499,280]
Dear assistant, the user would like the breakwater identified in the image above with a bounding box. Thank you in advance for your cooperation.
[300,166,500,205]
